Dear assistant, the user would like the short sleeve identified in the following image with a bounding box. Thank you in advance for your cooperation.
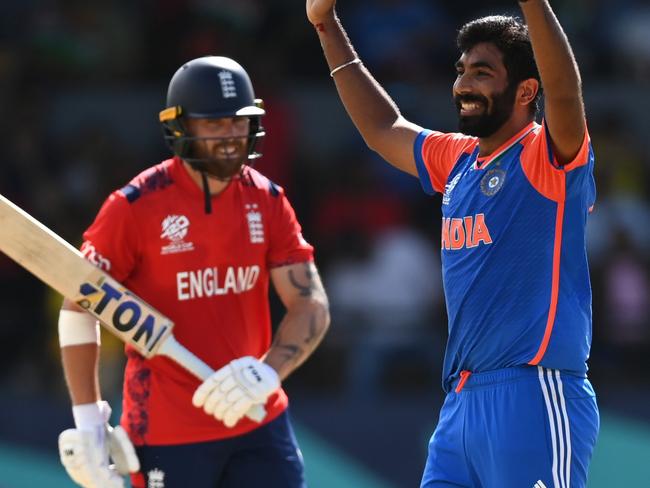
[414,130,477,194]
[266,189,314,268]
[81,192,140,281]
[520,120,594,202]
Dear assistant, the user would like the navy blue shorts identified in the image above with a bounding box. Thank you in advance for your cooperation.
[133,410,305,488]
[421,366,599,488]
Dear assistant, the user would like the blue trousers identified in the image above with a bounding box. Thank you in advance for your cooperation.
[421,366,599,488]
[134,410,305,488]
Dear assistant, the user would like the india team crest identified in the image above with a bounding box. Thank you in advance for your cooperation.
[480,169,506,197]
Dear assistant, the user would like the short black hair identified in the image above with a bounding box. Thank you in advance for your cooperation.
[457,15,541,113]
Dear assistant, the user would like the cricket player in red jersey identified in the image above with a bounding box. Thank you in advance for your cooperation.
[308,0,598,487]
[55,56,330,487]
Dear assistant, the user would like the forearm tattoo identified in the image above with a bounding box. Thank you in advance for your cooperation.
[271,313,324,370]
[275,343,303,363]
[304,314,319,344]
[271,325,303,365]
[269,263,329,372]
[288,263,315,297]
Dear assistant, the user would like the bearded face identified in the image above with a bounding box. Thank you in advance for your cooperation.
[183,117,251,180]
[454,80,518,138]
[189,134,249,179]
[453,42,523,138]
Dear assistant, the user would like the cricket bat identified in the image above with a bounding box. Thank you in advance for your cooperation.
[0,193,265,421]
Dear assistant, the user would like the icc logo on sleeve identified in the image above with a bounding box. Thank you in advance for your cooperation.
[443,173,462,205]
[480,169,506,197]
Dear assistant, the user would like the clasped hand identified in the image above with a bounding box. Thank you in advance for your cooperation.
[193,356,280,427]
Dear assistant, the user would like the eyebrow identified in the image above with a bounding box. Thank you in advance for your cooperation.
[455,60,496,71]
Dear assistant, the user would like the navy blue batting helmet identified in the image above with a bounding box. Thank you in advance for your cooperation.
[159,56,265,175]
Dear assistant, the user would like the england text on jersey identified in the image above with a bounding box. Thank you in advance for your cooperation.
[176,265,261,300]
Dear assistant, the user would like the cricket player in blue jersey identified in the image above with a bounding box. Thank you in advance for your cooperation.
[307,0,598,486]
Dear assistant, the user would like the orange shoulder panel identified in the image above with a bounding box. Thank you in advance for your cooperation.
[520,121,591,202]
[422,132,477,193]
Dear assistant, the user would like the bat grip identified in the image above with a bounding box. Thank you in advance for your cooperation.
[157,335,266,422]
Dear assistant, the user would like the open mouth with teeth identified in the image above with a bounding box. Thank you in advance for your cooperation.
[209,139,247,161]
[216,143,243,158]
[459,101,486,117]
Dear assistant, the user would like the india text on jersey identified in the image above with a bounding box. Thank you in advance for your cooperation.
[441,213,493,250]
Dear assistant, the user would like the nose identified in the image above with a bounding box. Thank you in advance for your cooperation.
[453,73,473,96]
[222,118,249,139]
[220,119,238,138]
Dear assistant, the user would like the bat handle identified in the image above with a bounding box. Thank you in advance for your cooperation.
[157,335,267,422]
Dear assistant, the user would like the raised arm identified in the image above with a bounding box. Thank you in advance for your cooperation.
[265,261,330,380]
[518,0,586,164]
[306,0,423,175]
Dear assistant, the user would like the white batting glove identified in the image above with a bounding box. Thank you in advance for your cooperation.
[107,424,140,475]
[192,356,280,428]
[59,427,125,488]
[58,401,139,488]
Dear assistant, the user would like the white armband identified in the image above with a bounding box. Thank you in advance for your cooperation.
[58,309,100,347]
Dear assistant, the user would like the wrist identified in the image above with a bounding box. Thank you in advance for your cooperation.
[311,11,337,32]
[261,354,284,382]
[262,360,281,382]
[72,401,105,431]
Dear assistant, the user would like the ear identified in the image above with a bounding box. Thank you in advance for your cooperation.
[518,78,539,108]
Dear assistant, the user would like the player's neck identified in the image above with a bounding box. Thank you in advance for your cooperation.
[477,114,535,158]
[182,162,230,195]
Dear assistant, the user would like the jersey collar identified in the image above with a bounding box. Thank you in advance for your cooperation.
[474,121,538,170]
[171,156,236,200]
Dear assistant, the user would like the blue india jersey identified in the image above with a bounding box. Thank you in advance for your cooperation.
[414,121,596,392]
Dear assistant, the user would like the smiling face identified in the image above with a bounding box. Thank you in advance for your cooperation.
[453,42,519,138]
[183,116,250,179]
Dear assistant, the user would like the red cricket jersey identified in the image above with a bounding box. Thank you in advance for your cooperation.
[81,157,314,445]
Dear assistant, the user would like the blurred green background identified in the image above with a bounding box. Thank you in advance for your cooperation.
[2,414,650,487]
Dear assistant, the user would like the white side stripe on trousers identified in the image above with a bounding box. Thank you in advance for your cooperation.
[537,366,572,488]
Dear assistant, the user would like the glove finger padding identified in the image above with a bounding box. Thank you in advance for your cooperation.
[193,356,279,427]
[192,367,232,408]
[59,429,94,487]
[202,379,230,416]
[107,425,140,475]
[59,428,125,488]
[218,374,238,393]
[210,394,231,420]
[223,395,257,428]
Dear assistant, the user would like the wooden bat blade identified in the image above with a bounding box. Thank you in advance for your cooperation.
[0,194,91,298]
[0,193,265,421]
[0,193,172,357]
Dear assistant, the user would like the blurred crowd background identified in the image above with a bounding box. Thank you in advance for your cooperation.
[0,1,649,486]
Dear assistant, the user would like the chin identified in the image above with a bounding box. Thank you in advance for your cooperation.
[458,116,501,138]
